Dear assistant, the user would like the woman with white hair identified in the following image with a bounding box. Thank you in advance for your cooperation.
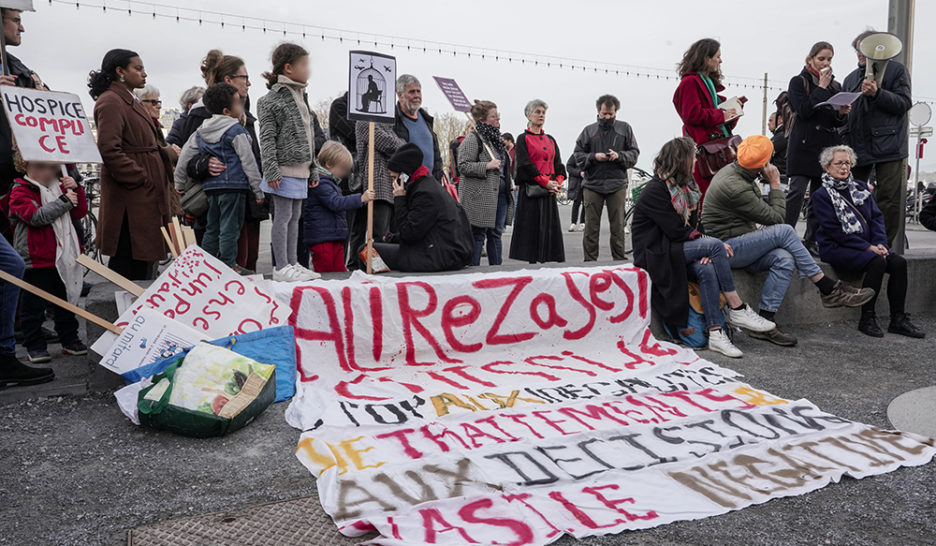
[508,99,565,263]
[812,145,924,339]
[166,85,204,147]
[133,83,181,215]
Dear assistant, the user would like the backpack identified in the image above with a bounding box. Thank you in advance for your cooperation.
[664,282,728,348]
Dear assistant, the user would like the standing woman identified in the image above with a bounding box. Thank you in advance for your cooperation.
[673,38,741,201]
[457,100,513,266]
[508,99,565,264]
[134,84,181,216]
[89,49,172,280]
[785,42,850,254]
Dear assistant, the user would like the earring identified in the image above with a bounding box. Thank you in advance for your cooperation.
[120,76,126,83]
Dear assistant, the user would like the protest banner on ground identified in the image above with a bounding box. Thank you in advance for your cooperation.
[0,86,100,163]
[92,247,289,369]
[281,266,936,546]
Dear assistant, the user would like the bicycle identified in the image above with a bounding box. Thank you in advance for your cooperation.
[79,174,103,268]
[621,166,653,230]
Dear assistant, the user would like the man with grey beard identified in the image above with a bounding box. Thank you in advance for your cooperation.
[392,74,443,180]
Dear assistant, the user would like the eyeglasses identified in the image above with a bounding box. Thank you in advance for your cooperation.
[229,74,250,82]
[831,161,852,168]
[142,99,162,105]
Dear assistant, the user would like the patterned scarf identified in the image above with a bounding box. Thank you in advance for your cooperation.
[475,122,507,157]
[821,172,871,234]
[665,176,701,226]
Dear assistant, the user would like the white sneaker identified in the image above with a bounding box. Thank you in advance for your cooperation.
[725,304,775,333]
[708,329,743,358]
[568,224,578,232]
[578,223,585,231]
[291,263,321,281]
[272,265,304,282]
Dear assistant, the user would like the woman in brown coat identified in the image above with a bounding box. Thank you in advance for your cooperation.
[89,49,172,280]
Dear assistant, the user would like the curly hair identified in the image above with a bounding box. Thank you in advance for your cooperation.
[654,137,697,186]
[87,49,139,100]
[678,38,722,86]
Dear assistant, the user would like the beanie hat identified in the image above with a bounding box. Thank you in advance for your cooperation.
[387,143,424,176]
[736,135,774,170]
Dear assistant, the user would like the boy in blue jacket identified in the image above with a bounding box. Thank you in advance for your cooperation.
[175,83,263,271]
[304,141,373,272]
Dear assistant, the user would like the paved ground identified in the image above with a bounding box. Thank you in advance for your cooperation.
[1,315,934,545]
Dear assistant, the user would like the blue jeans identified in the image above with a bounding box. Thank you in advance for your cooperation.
[683,236,736,328]
[724,224,822,313]
[0,236,25,354]
[471,184,508,266]
[204,192,246,267]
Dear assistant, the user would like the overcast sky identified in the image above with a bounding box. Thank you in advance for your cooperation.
[15,0,936,170]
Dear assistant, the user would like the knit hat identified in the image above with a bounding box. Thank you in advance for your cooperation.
[387,143,424,176]
[736,135,774,170]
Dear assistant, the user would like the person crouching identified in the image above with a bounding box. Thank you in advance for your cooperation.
[7,152,88,363]
[304,141,374,273]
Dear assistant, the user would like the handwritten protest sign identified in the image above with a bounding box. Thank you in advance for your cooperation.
[432,77,472,113]
[0,86,101,163]
[281,266,936,545]
[93,247,289,372]
[92,308,204,375]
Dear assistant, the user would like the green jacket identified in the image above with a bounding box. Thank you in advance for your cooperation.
[701,162,786,241]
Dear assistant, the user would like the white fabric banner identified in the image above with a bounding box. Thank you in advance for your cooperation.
[283,266,936,546]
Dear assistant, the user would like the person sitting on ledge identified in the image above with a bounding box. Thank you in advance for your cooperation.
[702,135,874,347]
[812,144,925,339]
[372,143,473,272]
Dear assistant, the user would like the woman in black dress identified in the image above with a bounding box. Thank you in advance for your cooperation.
[508,99,565,263]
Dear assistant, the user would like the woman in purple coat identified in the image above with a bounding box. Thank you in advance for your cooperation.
[812,145,924,339]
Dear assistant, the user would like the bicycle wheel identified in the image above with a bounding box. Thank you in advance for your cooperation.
[557,191,570,206]
[80,212,102,269]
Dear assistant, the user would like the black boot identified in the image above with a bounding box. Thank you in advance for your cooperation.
[858,312,884,338]
[0,353,54,388]
[888,313,926,339]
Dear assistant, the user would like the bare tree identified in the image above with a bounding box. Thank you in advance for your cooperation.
[311,98,332,131]
[432,111,471,179]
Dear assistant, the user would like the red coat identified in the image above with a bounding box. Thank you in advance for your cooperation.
[673,72,739,194]
[7,178,87,269]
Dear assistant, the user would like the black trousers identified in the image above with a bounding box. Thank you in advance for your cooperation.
[372,242,401,271]
[861,253,907,316]
[785,175,820,246]
[348,201,394,270]
[21,267,79,351]
[108,214,156,281]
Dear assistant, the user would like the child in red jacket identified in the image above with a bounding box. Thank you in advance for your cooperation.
[8,152,88,363]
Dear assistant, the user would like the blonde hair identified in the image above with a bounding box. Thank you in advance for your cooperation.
[317,141,353,169]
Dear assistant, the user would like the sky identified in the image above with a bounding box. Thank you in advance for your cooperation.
[13,0,936,171]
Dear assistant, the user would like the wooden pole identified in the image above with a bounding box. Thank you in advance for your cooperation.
[761,72,769,136]
[76,254,144,297]
[0,24,8,77]
[366,121,375,274]
[0,269,123,334]
[160,227,178,259]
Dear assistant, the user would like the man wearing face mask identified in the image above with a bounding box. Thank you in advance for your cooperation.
[702,135,874,347]
[572,94,639,261]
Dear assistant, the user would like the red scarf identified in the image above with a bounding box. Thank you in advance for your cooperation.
[409,165,430,183]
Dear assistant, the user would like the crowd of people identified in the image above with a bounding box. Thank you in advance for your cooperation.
[0,5,929,385]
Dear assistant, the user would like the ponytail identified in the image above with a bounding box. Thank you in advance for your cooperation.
[264,42,308,89]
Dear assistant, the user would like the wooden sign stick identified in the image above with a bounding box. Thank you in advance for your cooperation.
[366,121,375,275]
[464,111,497,160]
[0,270,123,334]
[76,254,144,297]
[160,226,178,259]
[171,217,185,254]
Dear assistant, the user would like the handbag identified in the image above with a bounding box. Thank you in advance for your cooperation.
[525,182,552,198]
[695,134,742,179]
[179,178,207,217]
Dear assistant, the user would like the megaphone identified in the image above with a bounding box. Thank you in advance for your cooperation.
[858,32,902,86]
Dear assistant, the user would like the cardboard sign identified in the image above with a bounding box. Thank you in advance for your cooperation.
[347,50,396,123]
[92,308,204,374]
[0,86,101,163]
[433,76,472,113]
[282,266,936,545]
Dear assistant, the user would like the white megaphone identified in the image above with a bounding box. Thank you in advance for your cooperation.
[858,32,902,86]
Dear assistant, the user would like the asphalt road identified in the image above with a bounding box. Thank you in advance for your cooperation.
[1,315,934,545]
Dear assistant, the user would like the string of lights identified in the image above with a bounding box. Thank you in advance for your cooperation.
[48,0,936,103]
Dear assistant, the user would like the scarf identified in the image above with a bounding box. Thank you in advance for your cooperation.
[699,73,731,138]
[475,122,506,157]
[821,172,871,234]
[665,176,701,226]
[25,176,82,304]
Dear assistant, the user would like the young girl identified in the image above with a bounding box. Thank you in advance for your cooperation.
[8,152,88,363]
[258,42,319,282]
[303,142,374,273]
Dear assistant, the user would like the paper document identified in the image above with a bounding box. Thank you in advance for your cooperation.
[816,92,861,109]
[718,96,744,119]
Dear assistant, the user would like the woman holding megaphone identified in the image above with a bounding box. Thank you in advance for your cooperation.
[784,41,850,256]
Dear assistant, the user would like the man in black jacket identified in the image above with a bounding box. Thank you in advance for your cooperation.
[572,94,639,261]
[373,144,472,272]
[393,75,443,181]
[841,29,913,250]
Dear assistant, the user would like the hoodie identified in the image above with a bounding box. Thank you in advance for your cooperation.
[174,114,263,200]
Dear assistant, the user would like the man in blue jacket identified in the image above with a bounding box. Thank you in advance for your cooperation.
[572,95,639,261]
[841,29,912,250]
